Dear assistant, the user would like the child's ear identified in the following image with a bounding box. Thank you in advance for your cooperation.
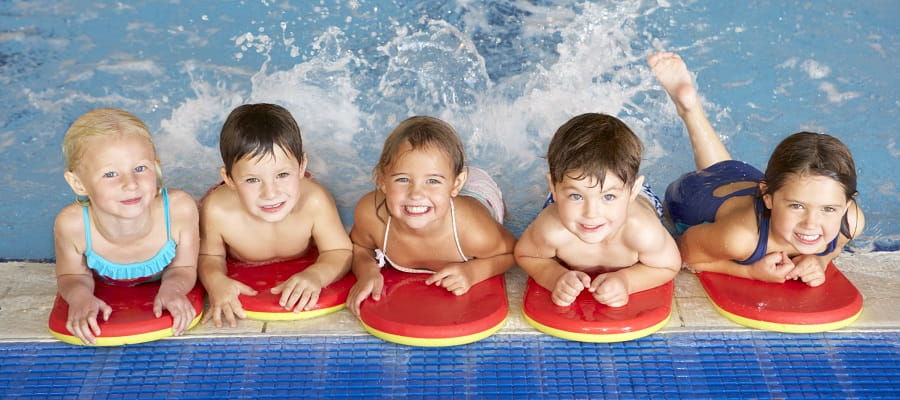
[629,175,646,200]
[759,181,773,210]
[450,167,469,197]
[298,153,309,176]
[220,167,235,188]
[546,173,558,202]
[63,170,88,196]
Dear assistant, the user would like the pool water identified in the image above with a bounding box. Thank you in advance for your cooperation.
[0,0,897,259]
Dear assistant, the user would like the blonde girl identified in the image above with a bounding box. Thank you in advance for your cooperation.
[54,108,200,344]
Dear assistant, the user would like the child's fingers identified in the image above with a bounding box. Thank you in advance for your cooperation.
[238,281,258,296]
[588,274,608,292]
[290,290,312,313]
[425,270,448,286]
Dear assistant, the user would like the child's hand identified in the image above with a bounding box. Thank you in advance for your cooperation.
[589,272,629,307]
[153,289,197,336]
[552,270,591,307]
[66,295,112,345]
[425,263,474,295]
[270,271,323,313]
[201,275,258,328]
[787,254,827,287]
[347,272,384,317]
[749,252,794,283]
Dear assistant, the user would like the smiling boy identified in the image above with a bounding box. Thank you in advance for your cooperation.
[514,113,680,307]
[198,103,352,327]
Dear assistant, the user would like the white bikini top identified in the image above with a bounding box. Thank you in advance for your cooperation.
[374,198,468,274]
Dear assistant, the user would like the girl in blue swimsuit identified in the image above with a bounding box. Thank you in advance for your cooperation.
[54,108,200,344]
[649,52,864,286]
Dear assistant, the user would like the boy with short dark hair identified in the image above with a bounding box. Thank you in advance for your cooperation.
[514,113,680,307]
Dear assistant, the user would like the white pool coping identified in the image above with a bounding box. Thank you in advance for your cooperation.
[2,251,898,343]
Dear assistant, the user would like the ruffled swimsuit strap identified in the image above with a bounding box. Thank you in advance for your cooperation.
[83,188,176,283]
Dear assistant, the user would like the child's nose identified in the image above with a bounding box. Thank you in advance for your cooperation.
[121,174,137,190]
[408,182,425,198]
[260,182,278,199]
[583,200,600,218]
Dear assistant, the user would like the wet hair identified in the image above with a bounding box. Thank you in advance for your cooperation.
[63,108,157,172]
[761,131,858,237]
[219,103,304,177]
[547,113,642,188]
[62,108,163,204]
[373,115,466,184]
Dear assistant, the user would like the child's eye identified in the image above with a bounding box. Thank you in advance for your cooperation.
[823,206,837,213]
[603,194,617,201]
[789,203,804,210]
[427,178,442,185]
[245,177,259,184]
[394,177,409,183]
[277,172,290,179]
[103,171,118,178]
[568,193,583,201]
[134,165,148,173]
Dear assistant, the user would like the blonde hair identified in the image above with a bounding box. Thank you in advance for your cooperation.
[62,108,162,203]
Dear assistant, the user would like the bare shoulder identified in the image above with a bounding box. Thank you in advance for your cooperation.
[525,206,574,248]
[53,203,84,238]
[300,178,337,205]
[455,195,516,255]
[516,206,570,258]
[349,190,382,247]
[165,189,199,216]
[621,200,670,251]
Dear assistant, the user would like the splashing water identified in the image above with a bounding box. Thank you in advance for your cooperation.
[0,0,896,259]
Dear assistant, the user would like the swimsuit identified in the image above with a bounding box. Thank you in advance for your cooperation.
[665,160,837,265]
[374,167,504,274]
[83,188,175,286]
[543,182,665,218]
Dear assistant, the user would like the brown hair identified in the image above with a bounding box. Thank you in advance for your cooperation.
[547,113,642,188]
[219,103,304,177]
[762,131,858,237]
[373,116,465,184]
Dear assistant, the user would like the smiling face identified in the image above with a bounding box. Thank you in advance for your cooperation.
[64,134,160,219]
[763,173,851,254]
[378,141,466,231]
[549,171,642,244]
[223,144,307,223]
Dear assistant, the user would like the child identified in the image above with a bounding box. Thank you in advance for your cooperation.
[198,103,352,328]
[650,51,865,286]
[514,113,681,307]
[346,116,517,316]
[54,108,200,345]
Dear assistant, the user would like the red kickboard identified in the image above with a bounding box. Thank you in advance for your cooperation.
[697,261,863,326]
[49,278,205,340]
[523,277,673,337]
[359,267,508,340]
[227,248,356,315]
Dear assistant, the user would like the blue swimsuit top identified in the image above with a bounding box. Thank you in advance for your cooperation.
[83,188,176,282]
[735,195,839,265]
